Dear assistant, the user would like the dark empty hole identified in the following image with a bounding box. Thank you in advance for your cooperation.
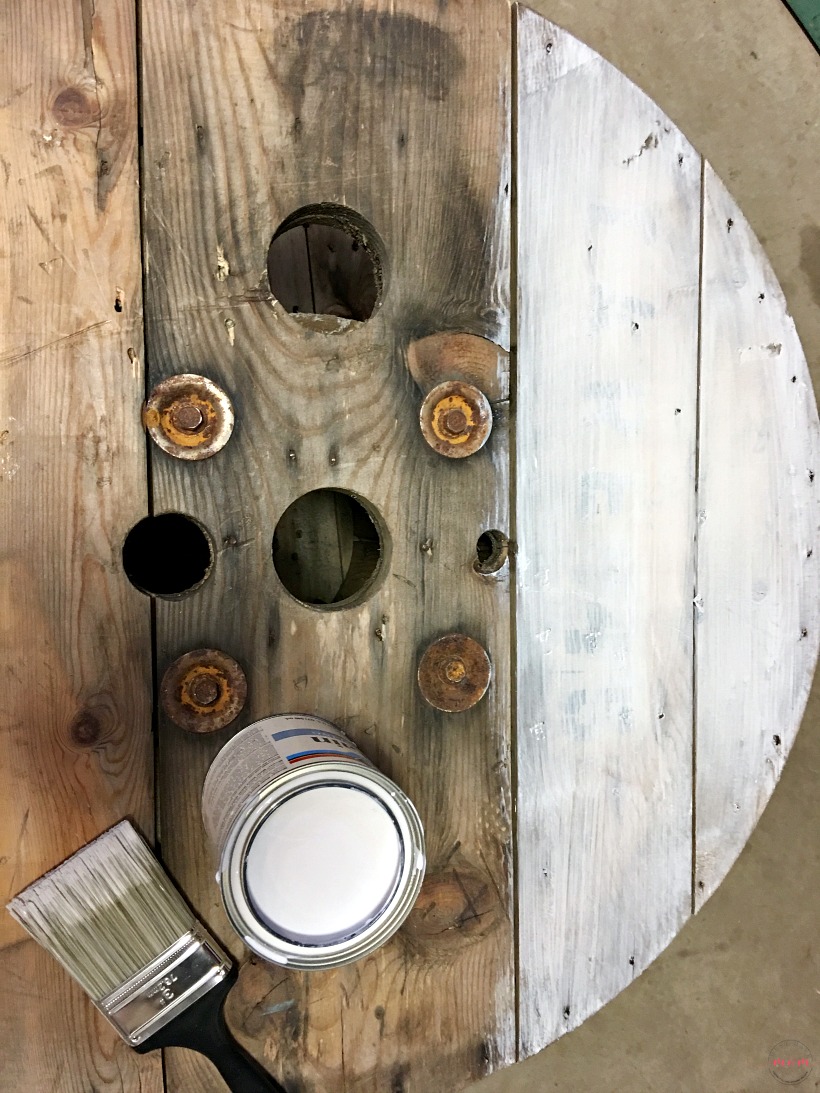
[272,489,386,609]
[475,529,509,575]
[122,513,212,597]
[267,204,384,324]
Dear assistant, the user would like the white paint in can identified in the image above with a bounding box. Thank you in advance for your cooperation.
[245,785,402,944]
[201,714,425,969]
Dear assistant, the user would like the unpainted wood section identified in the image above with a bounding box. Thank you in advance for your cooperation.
[272,490,381,607]
[694,164,820,906]
[306,224,380,321]
[273,491,351,606]
[515,10,700,1055]
[268,223,380,322]
[0,1,156,1090]
[268,225,314,316]
[140,1,512,1090]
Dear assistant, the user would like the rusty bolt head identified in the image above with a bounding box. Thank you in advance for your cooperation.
[143,374,234,461]
[441,407,468,437]
[169,401,205,433]
[444,658,467,683]
[187,672,221,707]
[418,633,492,713]
[160,648,247,733]
[419,380,492,458]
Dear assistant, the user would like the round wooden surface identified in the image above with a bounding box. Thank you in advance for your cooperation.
[1,3,817,1092]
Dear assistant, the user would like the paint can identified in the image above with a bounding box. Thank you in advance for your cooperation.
[201,714,425,969]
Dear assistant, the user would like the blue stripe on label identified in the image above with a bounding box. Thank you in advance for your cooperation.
[272,727,349,742]
[286,749,364,762]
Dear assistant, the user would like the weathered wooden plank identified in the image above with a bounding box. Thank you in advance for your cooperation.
[140,1,513,1090]
[694,163,820,906]
[0,1,157,1090]
[515,9,701,1055]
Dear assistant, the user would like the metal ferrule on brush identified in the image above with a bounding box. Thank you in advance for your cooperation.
[99,929,231,1045]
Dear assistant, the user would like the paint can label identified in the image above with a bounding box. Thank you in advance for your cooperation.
[267,722,371,770]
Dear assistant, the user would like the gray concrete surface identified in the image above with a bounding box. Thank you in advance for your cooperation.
[469,2,819,1090]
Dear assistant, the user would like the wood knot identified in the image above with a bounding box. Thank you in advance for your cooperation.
[67,699,113,751]
[402,865,503,947]
[52,87,100,129]
[391,1064,410,1093]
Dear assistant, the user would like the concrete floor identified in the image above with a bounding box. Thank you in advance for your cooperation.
[468,2,820,1090]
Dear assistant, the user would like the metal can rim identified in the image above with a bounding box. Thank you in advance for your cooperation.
[217,761,426,969]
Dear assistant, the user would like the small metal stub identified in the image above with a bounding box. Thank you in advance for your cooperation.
[160,648,247,733]
[419,380,492,459]
[143,374,234,461]
[417,633,492,713]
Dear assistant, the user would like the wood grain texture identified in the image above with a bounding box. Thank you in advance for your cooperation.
[515,9,701,1055]
[0,0,156,1090]
[3,7,814,1087]
[694,163,820,906]
[139,1,513,1090]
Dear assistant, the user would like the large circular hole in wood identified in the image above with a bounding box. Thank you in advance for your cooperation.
[122,513,213,597]
[272,489,387,609]
[267,204,385,326]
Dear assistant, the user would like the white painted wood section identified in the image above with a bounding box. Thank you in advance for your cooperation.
[515,8,701,1055]
[694,164,820,907]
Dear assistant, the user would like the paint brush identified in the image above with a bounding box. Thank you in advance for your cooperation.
[7,820,286,1093]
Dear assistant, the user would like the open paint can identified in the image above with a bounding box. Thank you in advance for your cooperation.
[201,714,425,969]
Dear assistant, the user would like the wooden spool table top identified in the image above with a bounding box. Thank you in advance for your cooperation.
[1,2,817,1091]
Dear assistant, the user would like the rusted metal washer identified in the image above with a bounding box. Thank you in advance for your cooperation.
[143,374,234,461]
[160,648,247,733]
[417,633,492,713]
[419,379,492,458]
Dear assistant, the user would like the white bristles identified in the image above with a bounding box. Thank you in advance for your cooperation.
[7,821,196,1001]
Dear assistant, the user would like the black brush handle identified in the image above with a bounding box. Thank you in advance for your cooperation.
[139,965,287,1093]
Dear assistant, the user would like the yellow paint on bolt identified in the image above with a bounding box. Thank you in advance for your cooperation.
[431,394,475,444]
[444,658,467,683]
[159,395,214,447]
[179,664,231,714]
